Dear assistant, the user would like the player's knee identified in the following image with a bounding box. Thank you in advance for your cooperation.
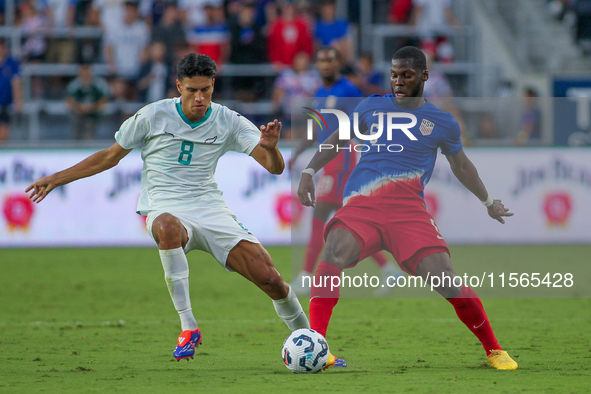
[322,243,353,270]
[152,215,184,247]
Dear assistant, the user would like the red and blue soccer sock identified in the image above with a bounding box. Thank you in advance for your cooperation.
[309,261,342,338]
[302,216,327,274]
[447,285,502,355]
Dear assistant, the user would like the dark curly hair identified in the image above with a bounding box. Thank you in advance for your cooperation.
[392,46,427,71]
[177,53,217,81]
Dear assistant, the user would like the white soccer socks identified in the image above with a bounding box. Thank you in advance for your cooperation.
[273,286,310,331]
[159,247,198,331]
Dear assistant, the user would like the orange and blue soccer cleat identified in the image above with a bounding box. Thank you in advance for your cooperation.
[323,353,347,371]
[174,328,202,361]
[487,349,518,370]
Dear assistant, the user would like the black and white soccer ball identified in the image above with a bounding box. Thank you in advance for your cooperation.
[282,328,329,373]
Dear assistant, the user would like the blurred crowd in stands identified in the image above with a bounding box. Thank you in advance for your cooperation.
[0,0,544,145]
[547,0,591,53]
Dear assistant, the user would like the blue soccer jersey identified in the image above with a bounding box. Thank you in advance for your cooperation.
[314,77,362,144]
[342,94,462,204]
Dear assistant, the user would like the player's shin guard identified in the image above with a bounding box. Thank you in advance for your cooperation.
[448,285,501,355]
[302,216,326,273]
[160,247,198,331]
[273,286,310,330]
[309,261,341,338]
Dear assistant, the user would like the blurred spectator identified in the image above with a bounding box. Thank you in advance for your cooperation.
[89,0,149,29]
[478,114,499,139]
[229,1,266,64]
[166,43,192,98]
[65,63,109,140]
[145,0,168,25]
[45,0,76,28]
[76,37,101,63]
[423,60,453,98]
[0,40,23,142]
[257,0,277,26]
[105,1,149,99]
[0,0,5,24]
[356,52,383,96]
[514,87,541,145]
[73,0,91,25]
[151,2,187,65]
[20,0,50,61]
[389,0,413,24]
[423,52,468,144]
[227,1,267,101]
[187,3,228,65]
[267,0,313,69]
[45,0,77,63]
[178,0,222,30]
[547,0,572,21]
[411,0,459,63]
[272,51,319,134]
[314,0,353,63]
[89,0,124,31]
[574,0,591,52]
[138,41,169,102]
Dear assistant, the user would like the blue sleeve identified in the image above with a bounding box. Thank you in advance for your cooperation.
[440,115,463,156]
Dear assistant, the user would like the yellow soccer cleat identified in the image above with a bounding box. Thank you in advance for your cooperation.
[487,350,518,370]
[323,353,347,371]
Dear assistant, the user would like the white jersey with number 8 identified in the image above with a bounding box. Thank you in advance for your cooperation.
[115,98,261,215]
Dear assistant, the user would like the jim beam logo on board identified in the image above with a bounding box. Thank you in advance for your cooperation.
[419,119,435,136]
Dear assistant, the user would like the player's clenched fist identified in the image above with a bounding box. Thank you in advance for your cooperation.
[259,119,281,150]
[26,175,57,203]
[298,173,316,207]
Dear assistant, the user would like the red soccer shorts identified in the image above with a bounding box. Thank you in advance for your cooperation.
[316,150,356,205]
[324,189,449,275]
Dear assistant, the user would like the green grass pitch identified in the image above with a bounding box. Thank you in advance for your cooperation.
[0,246,590,393]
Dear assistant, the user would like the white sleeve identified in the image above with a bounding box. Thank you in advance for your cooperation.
[114,107,151,149]
[231,113,261,155]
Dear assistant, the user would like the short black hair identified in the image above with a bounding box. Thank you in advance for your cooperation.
[392,46,427,71]
[177,53,217,80]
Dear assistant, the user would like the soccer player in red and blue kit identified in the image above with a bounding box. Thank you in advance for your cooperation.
[297,46,518,370]
[291,47,403,297]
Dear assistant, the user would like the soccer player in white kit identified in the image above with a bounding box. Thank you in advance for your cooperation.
[26,53,310,361]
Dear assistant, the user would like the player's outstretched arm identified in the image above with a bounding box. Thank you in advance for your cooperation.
[250,119,285,175]
[26,142,132,203]
[297,128,349,207]
[446,149,514,224]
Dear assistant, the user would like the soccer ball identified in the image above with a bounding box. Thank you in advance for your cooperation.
[282,328,329,373]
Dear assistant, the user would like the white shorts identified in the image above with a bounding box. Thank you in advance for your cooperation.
[145,204,260,270]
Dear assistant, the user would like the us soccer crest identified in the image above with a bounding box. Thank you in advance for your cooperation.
[419,119,435,135]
